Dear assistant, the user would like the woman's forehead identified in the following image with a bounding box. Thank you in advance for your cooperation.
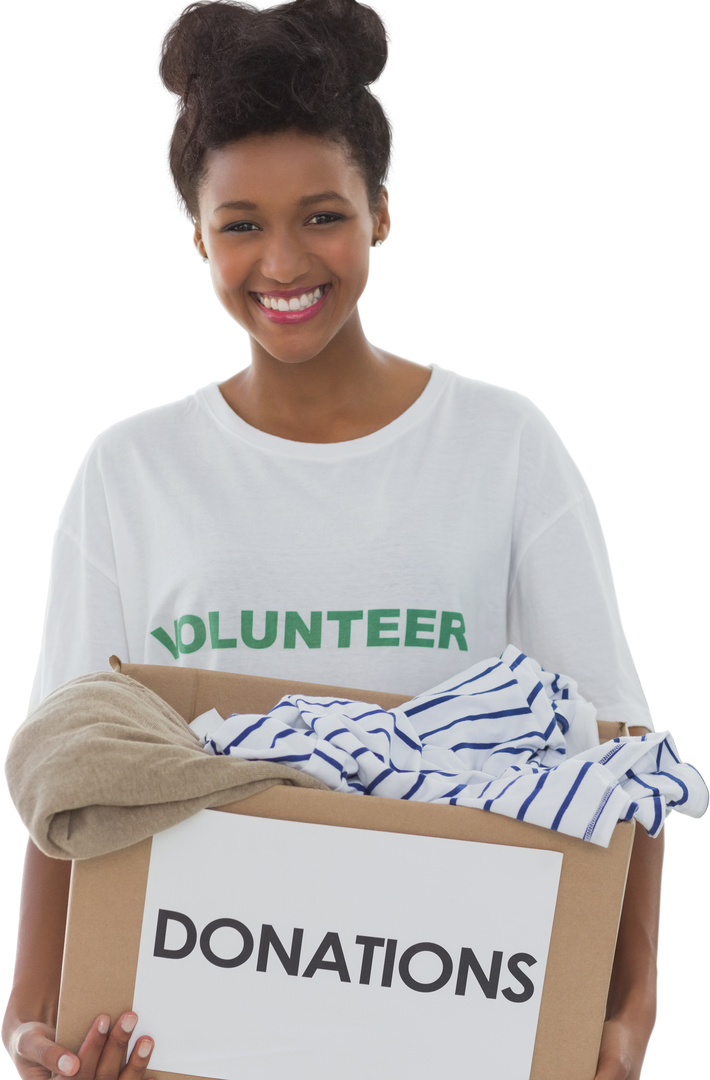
[204,131,352,187]
[200,131,368,213]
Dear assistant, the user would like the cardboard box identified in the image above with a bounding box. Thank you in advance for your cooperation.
[56,662,634,1080]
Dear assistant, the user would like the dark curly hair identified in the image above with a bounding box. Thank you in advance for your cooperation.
[159,0,392,217]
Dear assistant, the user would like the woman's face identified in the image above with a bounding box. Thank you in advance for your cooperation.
[194,130,389,365]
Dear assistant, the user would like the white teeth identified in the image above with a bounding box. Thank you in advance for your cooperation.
[257,287,326,312]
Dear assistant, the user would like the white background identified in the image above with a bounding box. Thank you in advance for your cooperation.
[132,811,562,1080]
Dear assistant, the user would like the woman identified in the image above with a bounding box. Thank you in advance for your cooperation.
[3,2,661,1079]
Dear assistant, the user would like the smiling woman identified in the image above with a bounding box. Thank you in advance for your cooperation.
[2,2,667,1080]
[157,0,430,441]
[196,131,429,441]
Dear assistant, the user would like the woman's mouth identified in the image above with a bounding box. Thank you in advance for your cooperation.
[251,284,330,324]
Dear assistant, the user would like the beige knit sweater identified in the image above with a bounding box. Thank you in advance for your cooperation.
[5,671,327,860]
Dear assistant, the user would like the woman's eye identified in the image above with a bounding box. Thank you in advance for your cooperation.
[225,213,339,233]
[308,213,343,226]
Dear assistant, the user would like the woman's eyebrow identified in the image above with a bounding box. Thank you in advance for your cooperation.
[214,191,351,213]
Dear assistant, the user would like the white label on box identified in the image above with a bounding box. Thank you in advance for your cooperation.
[131,809,562,1080]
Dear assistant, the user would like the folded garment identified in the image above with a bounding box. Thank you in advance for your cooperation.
[194,646,708,847]
[5,671,328,860]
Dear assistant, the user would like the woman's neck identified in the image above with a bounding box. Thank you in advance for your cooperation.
[219,352,430,443]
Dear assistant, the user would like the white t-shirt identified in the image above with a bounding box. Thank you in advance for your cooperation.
[30,365,652,729]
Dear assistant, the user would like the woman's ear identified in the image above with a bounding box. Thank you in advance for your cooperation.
[371,191,393,249]
[193,222,207,260]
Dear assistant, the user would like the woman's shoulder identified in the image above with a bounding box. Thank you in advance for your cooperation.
[435,366,556,433]
[434,368,581,486]
[60,382,216,494]
[90,389,207,457]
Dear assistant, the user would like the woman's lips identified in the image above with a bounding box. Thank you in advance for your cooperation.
[251,284,330,325]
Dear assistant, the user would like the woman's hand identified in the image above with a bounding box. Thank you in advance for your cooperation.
[7,1012,154,1080]
[594,1009,654,1080]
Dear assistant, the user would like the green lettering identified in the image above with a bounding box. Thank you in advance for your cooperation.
[367,609,400,647]
[327,610,364,648]
[404,609,436,648]
[438,611,468,651]
[177,614,206,654]
[150,621,180,660]
[208,611,237,649]
[284,611,323,649]
[241,610,278,649]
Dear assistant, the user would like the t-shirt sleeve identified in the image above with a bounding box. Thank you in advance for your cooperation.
[28,442,129,713]
[28,529,129,712]
[506,405,652,730]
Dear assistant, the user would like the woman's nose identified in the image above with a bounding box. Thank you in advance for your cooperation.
[259,230,311,284]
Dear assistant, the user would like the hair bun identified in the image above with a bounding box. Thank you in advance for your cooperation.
[160,0,391,216]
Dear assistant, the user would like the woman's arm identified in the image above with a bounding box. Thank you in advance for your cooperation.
[3,841,155,1080]
[595,726,664,1080]
[0,838,81,1075]
[3,840,73,1072]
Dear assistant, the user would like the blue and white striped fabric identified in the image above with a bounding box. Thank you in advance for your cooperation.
[193,646,708,847]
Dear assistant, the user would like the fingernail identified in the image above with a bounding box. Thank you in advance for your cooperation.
[121,1013,138,1033]
[138,1039,153,1058]
[98,1015,110,1034]
[57,1055,77,1075]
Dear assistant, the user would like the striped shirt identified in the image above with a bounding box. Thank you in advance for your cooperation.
[192,646,707,847]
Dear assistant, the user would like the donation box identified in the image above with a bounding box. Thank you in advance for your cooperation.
[56,662,635,1080]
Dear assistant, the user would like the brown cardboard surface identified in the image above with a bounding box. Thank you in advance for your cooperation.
[58,662,635,1080]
